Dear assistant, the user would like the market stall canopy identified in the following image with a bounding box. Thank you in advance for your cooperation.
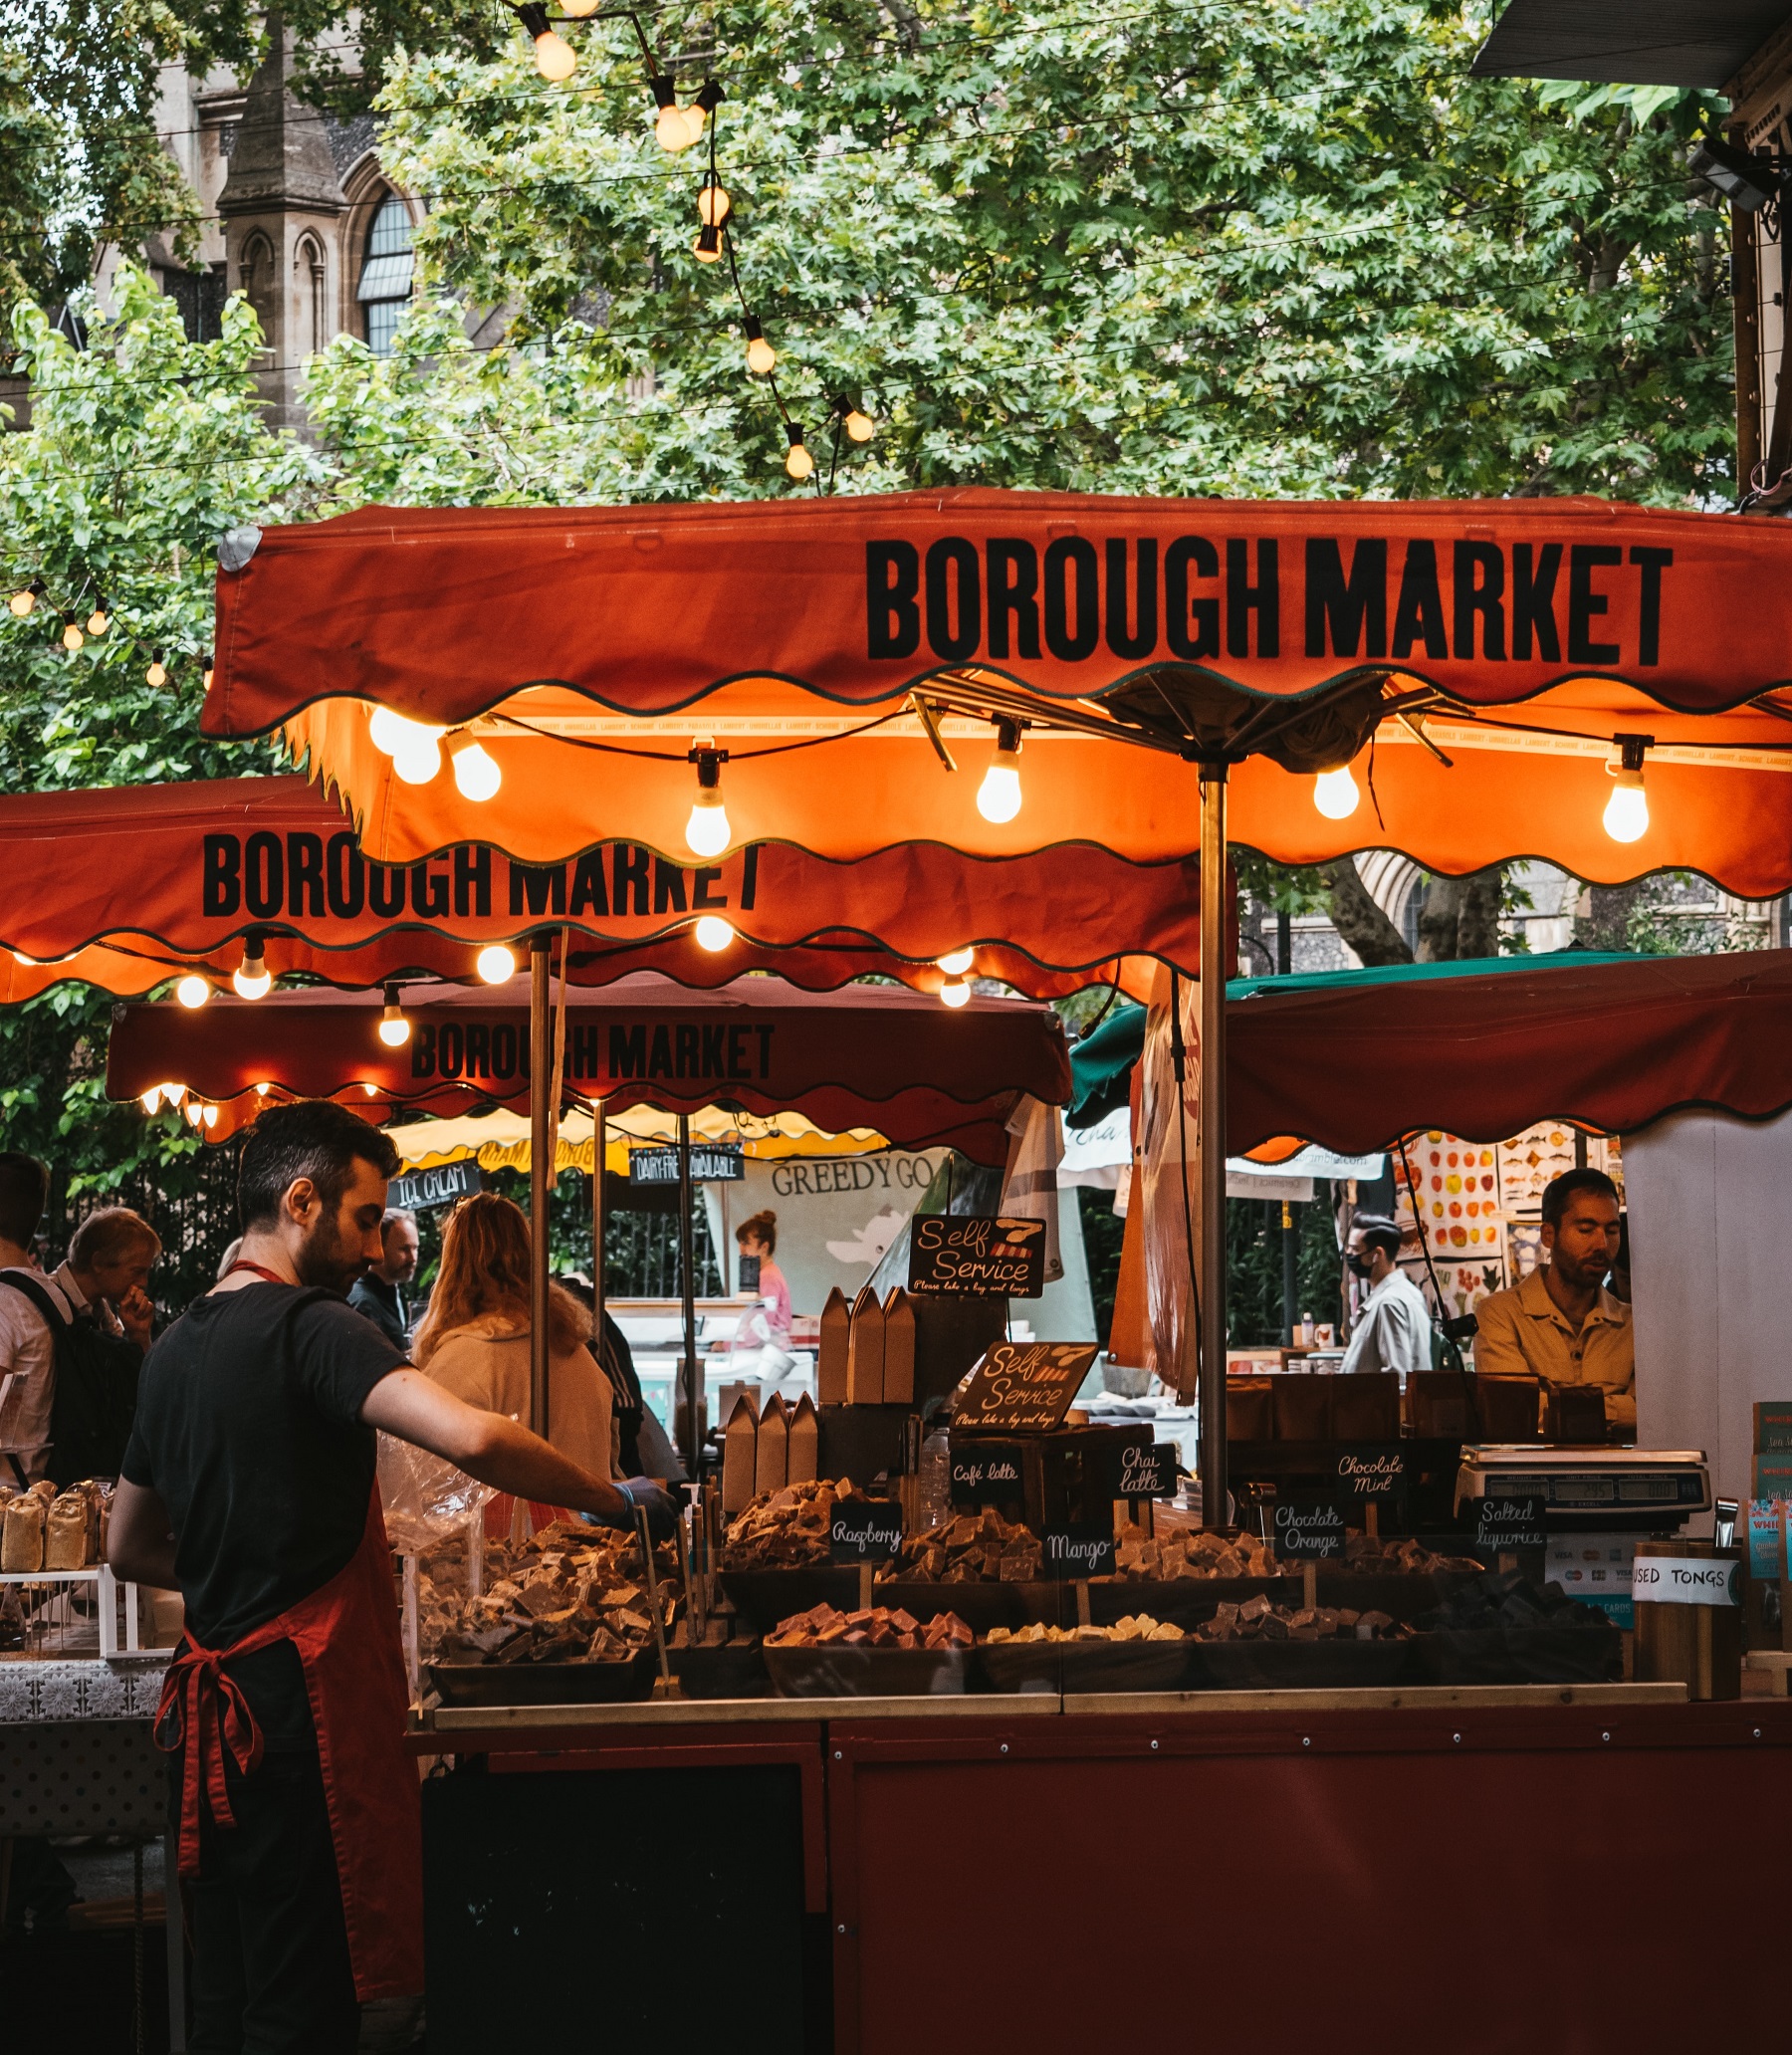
[106,970,1070,1165]
[0,775,1197,1002]
[203,496,1792,894]
[389,1103,890,1178]
[1473,0,1790,87]
[1069,950,1792,1157]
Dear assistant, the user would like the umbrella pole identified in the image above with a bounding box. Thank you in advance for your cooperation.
[1198,763,1229,1529]
[678,1109,698,1479]
[530,935,552,1446]
[591,1099,607,1352]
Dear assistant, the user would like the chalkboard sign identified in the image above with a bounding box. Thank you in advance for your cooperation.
[737,1254,762,1292]
[1041,1526,1117,1580]
[952,1342,1099,1435]
[907,1216,1047,1298]
[950,1441,1025,1506]
[1271,1496,1348,1559]
[1473,1494,1547,1558]
[1334,1445,1405,1504]
[1113,1443,1179,1502]
[388,1159,480,1214]
[829,1497,904,1563]
[630,1142,745,1184]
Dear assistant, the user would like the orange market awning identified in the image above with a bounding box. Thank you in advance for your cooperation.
[201,494,1792,893]
[103,970,1072,1165]
[0,776,1203,1002]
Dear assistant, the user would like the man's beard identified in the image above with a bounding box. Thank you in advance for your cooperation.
[295,1209,369,1294]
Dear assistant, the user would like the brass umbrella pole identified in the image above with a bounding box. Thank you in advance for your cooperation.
[529,934,552,1444]
[1198,762,1229,1529]
[677,1109,699,1479]
[590,1098,607,1353]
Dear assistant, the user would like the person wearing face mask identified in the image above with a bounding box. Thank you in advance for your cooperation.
[1339,1213,1434,1379]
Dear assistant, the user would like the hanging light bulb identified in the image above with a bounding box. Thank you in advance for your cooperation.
[477,943,517,984]
[175,974,211,1009]
[138,1087,160,1115]
[937,948,975,977]
[202,1103,219,1129]
[685,747,732,858]
[8,577,44,617]
[232,933,271,1000]
[392,729,444,786]
[451,738,502,800]
[1312,763,1361,820]
[145,651,167,688]
[86,600,110,637]
[202,655,214,692]
[183,1098,205,1128]
[784,423,814,481]
[559,0,598,14]
[650,75,695,150]
[693,915,735,953]
[698,177,732,228]
[1602,733,1653,844]
[518,3,576,80]
[682,77,723,146]
[61,614,84,652]
[940,979,971,1009]
[693,222,723,263]
[744,317,776,376]
[361,1082,378,1098]
[843,405,874,444]
[158,1082,186,1110]
[976,719,1023,824]
[378,985,412,1046]
[369,707,446,760]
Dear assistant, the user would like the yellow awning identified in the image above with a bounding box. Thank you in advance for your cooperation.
[387,1102,891,1177]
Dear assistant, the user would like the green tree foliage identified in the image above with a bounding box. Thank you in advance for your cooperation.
[317,0,1733,506]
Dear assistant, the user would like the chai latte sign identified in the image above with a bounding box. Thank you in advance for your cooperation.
[908,1216,1047,1297]
[953,1343,1098,1435]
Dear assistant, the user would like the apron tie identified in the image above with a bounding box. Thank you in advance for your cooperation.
[155,1637,266,1878]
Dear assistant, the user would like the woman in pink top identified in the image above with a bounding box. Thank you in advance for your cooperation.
[735,1211,791,1347]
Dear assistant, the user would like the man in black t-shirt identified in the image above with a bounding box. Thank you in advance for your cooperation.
[109,1101,674,2055]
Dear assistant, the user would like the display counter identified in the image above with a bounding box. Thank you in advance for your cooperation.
[410,1685,1792,2054]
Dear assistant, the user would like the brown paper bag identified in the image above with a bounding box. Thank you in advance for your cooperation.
[755,1393,790,1496]
[881,1289,917,1406]
[817,1286,851,1405]
[847,1285,885,1405]
[721,1393,760,1514]
[786,1392,819,1484]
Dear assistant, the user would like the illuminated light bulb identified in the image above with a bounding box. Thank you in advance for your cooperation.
[451,738,502,800]
[369,706,406,755]
[1312,764,1361,820]
[698,179,732,228]
[693,223,723,263]
[976,719,1023,824]
[158,1082,185,1109]
[1602,734,1653,845]
[650,76,696,150]
[694,915,735,953]
[559,0,598,14]
[518,4,575,80]
[744,318,776,375]
[232,937,271,1000]
[61,614,84,652]
[477,944,517,984]
[940,979,971,1009]
[86,602,109,636]
[938,948,975,977]
[680,103,709,145]
[145,652,167,688]
[784,423,814,481]
[11,950,34,966]
[8,578,43,617]
[184,1098,205,1127]
[202,659,214,692]
[685,748,731,857]
[392,730,443,786]
[175,974,210,1009]
[254,1081,271,1098]
[378,985,412,1046]
[361,1082,378,1098]
[202,1103,218,1129]
[843,406,874,444]
[138,1088,159,1115]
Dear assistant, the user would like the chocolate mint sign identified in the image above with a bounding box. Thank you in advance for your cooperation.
[1041,1527,1117,1580]
[1114,1443,1179,1502]
[953,1343,1098,1435]
[908,1216,1047,1298]
[829,1498,904,1563]
[1335,1446,1405,1503]
[1271,1497,1347,1560]
[950,1442,1024,1507]
[1473,1495,1547,1559]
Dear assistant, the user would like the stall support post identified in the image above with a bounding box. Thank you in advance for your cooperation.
[1198,761,1230,1528]
[678,1109,699,1478]
[590,1099,607,1348]
[1281,1199,1298,1349]
[530,935,552,1443]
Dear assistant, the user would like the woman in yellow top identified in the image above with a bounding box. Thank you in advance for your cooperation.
[412,1194,615,1479]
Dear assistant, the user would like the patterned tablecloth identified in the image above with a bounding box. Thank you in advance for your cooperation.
[0,1659,172,1837]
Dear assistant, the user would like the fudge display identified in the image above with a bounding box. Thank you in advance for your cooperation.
[424,1520,680,1666]
[767,1603,975,1651]
[879,1507,1041,1583]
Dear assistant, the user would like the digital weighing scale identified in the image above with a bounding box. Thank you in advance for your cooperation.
[1454,1446,1711,1532]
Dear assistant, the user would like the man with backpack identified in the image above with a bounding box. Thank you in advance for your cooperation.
[0,1152,159,1487]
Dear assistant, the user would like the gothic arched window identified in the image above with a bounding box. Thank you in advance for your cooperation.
[356,196,415,355]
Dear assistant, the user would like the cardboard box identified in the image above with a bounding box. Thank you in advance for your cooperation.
[755,1392,790,1497]
[817,1287,851,1406]
[721,1394,759,1515]
[847,1285,885,1405]
[786,1392,819,1484]
[881,1288,917,1407]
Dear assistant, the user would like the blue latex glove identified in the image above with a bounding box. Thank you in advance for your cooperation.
[617,1476,679,1540]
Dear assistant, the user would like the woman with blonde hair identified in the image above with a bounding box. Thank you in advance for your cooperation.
[412,1193,614,1480]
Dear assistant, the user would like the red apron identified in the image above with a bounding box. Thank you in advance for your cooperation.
[154,1487,424,2003]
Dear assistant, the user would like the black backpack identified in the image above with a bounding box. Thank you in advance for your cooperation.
[0,1273,142,1488]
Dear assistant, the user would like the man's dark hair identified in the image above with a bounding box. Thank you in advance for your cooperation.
[1540,1167,1620,1230]
[238,1101,401,1232]
[1351,1213,1402,1261]
[0,1151,48,1249]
